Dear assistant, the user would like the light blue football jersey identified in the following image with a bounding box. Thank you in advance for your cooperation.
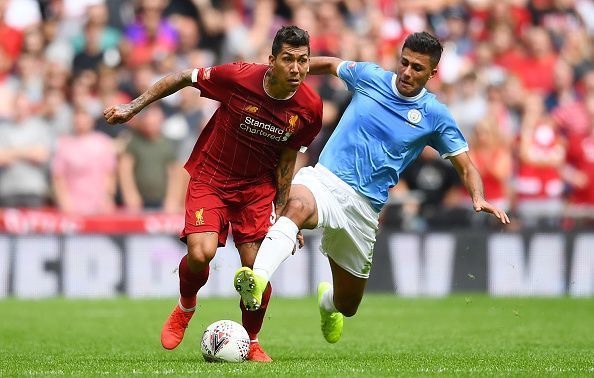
[319,61,468,212]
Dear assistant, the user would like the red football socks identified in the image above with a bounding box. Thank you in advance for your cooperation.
[240,282,272,340]
[178,255,209,309]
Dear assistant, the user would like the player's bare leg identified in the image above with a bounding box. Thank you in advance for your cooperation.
[318,257,367,343]
[237,241,273,362]
[161,232,218,350]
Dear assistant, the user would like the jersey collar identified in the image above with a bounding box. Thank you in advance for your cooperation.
[391,74,426,101]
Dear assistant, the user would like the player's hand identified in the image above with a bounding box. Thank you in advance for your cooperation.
[103,104,138,124]
[291,231,304,255]
[472,198,510,224]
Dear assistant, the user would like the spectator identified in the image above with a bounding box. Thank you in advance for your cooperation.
[121,0,178,68]
[396,147,467,230]
[468,116,513,213]
[513,27,558,93]
[72,22,106,75]
[0,47,19,121]
[551,65,592,137]
[16,53,44,105]
[546,59,579,111]
[559,27,592,82]
[52,107,116,214]
[562,92,594,216]
[118,105,178,212]
[0,92,52,208]
[448,72,489,138]
[0,0,24,66]
[516,94,566,226]
[71,3,121,55]
[0,0,591,232]
[3,0,42,30]
[40,87,73,137]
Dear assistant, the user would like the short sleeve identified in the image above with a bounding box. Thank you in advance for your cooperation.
[428,105,469,158]
[337,61,379,92]
[191,62,242,102]
[125,135,140,157]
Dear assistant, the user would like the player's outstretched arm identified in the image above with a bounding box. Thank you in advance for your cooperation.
[449,152,511,224]
[309,57,343,77]
[103,69,194,124]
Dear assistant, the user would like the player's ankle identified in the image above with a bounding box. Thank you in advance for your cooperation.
[320,288,338,313]
[179,296,196,311]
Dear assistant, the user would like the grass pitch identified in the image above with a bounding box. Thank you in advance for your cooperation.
[0,295,592,377]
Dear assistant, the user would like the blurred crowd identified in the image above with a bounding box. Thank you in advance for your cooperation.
[0,0,593,231]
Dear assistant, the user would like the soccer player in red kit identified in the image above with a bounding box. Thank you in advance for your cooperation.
[104,26,322,362]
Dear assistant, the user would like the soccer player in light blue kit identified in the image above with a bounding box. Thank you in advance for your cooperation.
[234,32,510,343]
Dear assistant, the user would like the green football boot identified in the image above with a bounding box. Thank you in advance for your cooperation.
[234,267,267,311]
[317,282,343,343]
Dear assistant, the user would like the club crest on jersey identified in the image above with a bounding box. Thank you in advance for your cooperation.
[347,62,356,69]
[287,114,298,133]
[195,208,205,225]
[244,105,259,113]
[407,109,422,124]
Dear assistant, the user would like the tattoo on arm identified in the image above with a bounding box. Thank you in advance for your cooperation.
[130,70,192,113]
[274,151,296,212]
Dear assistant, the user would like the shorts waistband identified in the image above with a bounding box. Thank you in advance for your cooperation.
[315,163,379,215]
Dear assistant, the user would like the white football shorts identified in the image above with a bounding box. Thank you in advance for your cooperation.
[292,163,379,278]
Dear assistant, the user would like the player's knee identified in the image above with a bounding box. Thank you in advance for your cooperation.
[284,197,305,214]
[283,198,311,224]
[187,246,214,269]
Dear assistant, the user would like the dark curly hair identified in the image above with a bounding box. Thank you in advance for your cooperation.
[271,26,310,56]
[403,32,443,68]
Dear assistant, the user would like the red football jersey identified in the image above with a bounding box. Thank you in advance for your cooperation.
[185,62,323,190]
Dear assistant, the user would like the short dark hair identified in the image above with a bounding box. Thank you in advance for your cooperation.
[403,32,443,68]
[271,26,310,56]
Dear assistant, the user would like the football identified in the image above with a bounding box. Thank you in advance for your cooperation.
[200,320,250,363]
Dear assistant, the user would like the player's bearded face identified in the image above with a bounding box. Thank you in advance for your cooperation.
[396,48,437,97]
[269,44,310,93]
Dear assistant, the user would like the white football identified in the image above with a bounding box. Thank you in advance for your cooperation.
[200,320,250,363]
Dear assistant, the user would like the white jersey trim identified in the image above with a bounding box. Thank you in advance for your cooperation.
[191,68,198,83]
[336,60,348,76]
[391,74,426,101]
[441,146,469,159]
[336,60,349,89]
